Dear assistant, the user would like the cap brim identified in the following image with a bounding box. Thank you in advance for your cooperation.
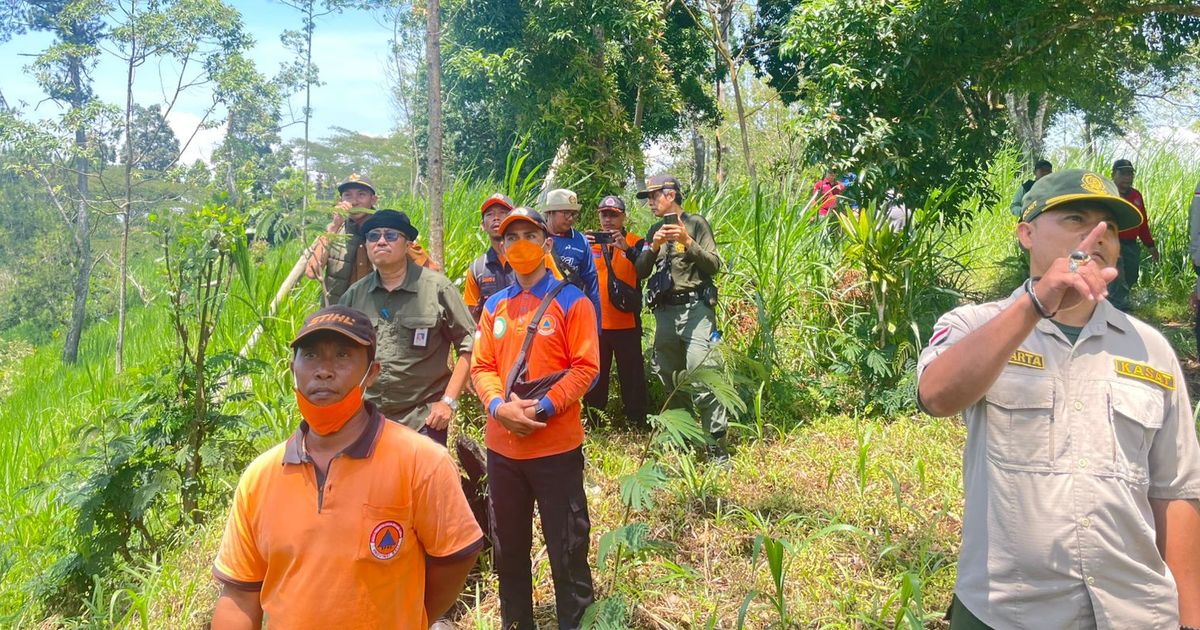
[337,183,377,195]
[499,215,547,234]
[290,325,372,349]
[635,188,656,199]
[1043,194,1143,232]
[481,200,514,213]
[541,204,581,212]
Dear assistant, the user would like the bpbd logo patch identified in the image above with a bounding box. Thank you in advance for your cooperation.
[537,316,556,336]
[370,521,404,560]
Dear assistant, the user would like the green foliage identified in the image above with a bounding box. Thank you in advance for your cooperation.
[753,0,1200,210]
[439,0,717,196]
[35,353,265,615]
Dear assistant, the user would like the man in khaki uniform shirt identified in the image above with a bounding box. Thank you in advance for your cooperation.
[918,170,1200,629]
[340,210,475,446]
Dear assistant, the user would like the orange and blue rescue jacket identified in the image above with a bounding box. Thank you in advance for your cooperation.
[471,273,599,460]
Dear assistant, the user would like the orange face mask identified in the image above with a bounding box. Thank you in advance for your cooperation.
[506,239,545,275]
[294,370,369,436]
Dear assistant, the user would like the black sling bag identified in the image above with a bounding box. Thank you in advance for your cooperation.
[503,280,570,403]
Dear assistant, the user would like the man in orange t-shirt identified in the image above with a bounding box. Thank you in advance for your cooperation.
[583,195,649,427]
[211,306,483,630]
[471,208,599,629]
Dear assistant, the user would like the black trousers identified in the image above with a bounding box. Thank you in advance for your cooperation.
[583,327,649,426]
[487,447,594,630]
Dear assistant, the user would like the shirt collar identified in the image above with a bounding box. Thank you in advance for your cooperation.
[282,400,384,465]
[519,271,558,299]
[1005,284,1133,343]
[366,260,422,294]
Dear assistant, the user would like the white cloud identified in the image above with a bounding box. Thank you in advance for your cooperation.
[166,110,225,165]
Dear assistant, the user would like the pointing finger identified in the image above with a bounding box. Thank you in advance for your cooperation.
[1077,221,1108,255]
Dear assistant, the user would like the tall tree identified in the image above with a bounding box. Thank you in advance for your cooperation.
[276,0,343,226]
[106,0,246,373]
[438,0,717,199]
[24,0,108,364]
[424,0,443,263]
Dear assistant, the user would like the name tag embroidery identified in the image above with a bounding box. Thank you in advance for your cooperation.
[1114,358,1175,391]
[1009,349,1045,369]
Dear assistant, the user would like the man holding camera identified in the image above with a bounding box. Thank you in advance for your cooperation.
[634,175,727,457]
[470,208,599,629]
[583,195,649,428]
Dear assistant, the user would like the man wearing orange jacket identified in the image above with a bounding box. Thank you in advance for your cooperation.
[583,195,649,427]
[471,208,599,629]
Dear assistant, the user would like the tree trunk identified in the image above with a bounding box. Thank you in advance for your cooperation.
[425,0,444,266]
[63,55,91,365]
[1004,91,1048,168]
[301,4,314,232]
[632,86,646,187]
[691,123,706,189]
[117,2,137,375]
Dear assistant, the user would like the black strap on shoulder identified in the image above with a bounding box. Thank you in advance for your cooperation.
[503,279,569,400]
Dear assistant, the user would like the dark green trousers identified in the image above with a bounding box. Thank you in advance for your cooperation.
[947,595,993,630]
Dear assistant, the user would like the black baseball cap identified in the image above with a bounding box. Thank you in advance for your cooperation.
[361,209,418,241]
[291,306,377,360]
[1111,159,1135,173]
[597,195,626,212]
[636,175,684,202]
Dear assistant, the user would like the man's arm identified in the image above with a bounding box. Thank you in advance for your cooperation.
[920,222,1115,416]
[541,297,600,416]
[1151,498,1200,625]
[1009,184,1027,217]
[683,215,720,275]
[211,585,263,630]
[425,552,479,620]
[634,225,660,279]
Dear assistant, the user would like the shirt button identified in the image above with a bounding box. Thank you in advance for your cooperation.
[1086,576,1096,586]
[1079,517,1091,528]
[1073,400,1083,411]
[1078,458,1089,470]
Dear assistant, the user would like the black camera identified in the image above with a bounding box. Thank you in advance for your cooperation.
[588,231,614,245]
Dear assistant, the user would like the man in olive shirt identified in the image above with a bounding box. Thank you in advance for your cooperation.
[634,175,728,456]
[340,210,475,446]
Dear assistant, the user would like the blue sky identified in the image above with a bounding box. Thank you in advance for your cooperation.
[0,0,402,163]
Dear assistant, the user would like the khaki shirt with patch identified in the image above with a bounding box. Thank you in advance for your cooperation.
[340,261,475,429]
[917,288,1200,629]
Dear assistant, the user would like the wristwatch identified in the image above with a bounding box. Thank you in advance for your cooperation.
[440,395,459,411]
[534,401,550,422]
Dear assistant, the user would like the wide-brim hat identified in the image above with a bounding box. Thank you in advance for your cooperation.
[540,188,582,213]
[337,173,377,195]
[1019,169,1142,231]
[499,207,549,235]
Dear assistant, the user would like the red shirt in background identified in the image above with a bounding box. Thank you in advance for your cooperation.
[813,178,845,217]
[1117,187,1154,246]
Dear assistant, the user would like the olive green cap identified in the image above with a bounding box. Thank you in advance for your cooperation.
[1019,169,1142,231]
[540,188,582,213]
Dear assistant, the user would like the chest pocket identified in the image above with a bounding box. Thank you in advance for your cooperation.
[398,313,440,350]
[1107,381,1164,484]
[984,374,1060,470]
[358,503,416,566]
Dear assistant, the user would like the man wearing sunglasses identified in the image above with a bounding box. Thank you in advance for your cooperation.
[339,210,475,446]
[540,189,602,326]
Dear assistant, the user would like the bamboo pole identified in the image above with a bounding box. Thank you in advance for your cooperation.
[239,237,322,358]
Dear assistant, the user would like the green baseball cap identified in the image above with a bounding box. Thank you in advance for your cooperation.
[337,172,377,196]
[636,174,684,202]
[540,188,582,213]
[1018,169,1142,231]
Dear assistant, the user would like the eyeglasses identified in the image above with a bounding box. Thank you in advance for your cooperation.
[366,229,405,243]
